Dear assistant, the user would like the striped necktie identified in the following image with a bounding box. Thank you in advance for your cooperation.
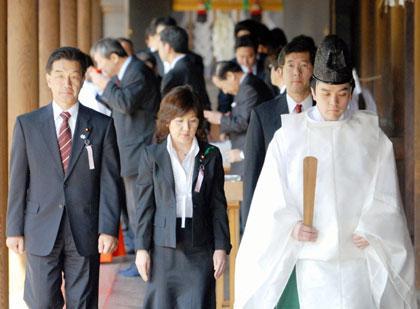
[58,111,72,172]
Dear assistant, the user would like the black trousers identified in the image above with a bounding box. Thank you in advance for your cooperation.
[24,210,100,309]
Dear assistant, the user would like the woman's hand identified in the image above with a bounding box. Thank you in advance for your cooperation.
[213,249,227,280]
[352,234,369,249]
[135,249,151,282]
[291,221,318,242]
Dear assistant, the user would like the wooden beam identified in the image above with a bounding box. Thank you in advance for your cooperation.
[0,0,8,307]
[60,0,77,47]
[77,0,91,53]
[39,0,60,106]
[7,0,39,305]
[91,0,103,44]
[414,0,420,289]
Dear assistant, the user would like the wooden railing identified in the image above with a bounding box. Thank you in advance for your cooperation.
[216,180,243,309]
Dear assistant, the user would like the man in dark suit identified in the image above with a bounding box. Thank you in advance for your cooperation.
[242,35,317,229]
[204,61,273,176]
[146,16,205,78]
[218,35,268,113]
[6,47,123,308]
[158,25,211,110]
[89,38,161,276]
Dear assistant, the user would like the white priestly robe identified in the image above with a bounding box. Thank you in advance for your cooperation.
[234,108,416,309]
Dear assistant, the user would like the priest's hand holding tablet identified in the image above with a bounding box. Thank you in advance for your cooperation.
[292,221,318,242]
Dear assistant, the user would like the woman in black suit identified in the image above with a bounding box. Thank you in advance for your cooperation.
[135,85,231,309]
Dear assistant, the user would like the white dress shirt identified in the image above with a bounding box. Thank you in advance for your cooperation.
[117,56,133,81]
[166,135,200,228]
[52,101,79,138]
[78,81,111,116]
[166,54,186,73]
[286,93,313,114]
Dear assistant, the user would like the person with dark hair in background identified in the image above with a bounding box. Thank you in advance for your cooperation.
[158,25,211,111]
[205,61,273,176]
[135,85,231,309]
[6,46,123,308]
[117,37,135,56]
[242,35,317,230]
[217,34,268,113]
[88,38,161,277]
[146,16,204,78]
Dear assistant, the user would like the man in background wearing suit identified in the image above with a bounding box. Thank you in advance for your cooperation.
[6,47,123,308]
[146,16,204,78]
[241,35,316,309]
[217,35,268,113]
[159,25,211,110]
[204,61,273,176]
[242,35,317,228]
[89,38,161,276]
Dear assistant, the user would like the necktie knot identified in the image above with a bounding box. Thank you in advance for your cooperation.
[60,111,71,121]
[294,104,302,113]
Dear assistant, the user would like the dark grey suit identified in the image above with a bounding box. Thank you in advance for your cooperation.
[6,103,123,308]
[220,74,273,176]
[100,56,161,177]
[161,56,211,110]
[99,56,161,242]
[241,93,289,228]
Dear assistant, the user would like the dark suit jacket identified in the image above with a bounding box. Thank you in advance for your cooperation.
[241,93,289,227]
[100,57,161,177]
[155,50,204,77]
[6,103,123,257]
[135,139,231,254]
[220,74,273,176]
[161,56,211,110]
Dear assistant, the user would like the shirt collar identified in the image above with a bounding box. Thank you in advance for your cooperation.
[239,73,247,85]
[240,64,257,75]
[52,101,79,121]
[168,54,186,72]
[117,56,132,81]
[286,93,313,113]
[166,135,200,162]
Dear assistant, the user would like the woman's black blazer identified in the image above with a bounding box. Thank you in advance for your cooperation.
[134,138,232,254]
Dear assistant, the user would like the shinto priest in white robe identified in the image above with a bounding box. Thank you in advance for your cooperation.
[235,107,416,309]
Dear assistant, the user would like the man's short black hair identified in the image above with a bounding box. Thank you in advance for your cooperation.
[214,61,243,80]
[149,16,177,35]
[268,28,288,53]
[235,35,258,53]
[90,38,128,59]
[277,35,317,67]
[234,19,260,38]
[159,26,189,53]
[46,47,88,75]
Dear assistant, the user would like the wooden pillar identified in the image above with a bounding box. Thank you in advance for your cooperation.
[77,0,92,53]
[359,1,375,85]
[0,0,8,307]
[374,0,393,134]
[60,0,77,47]
[39,0,60,106]
[414,0,420,289]
[7,1,38,306]
[91,0,103,44]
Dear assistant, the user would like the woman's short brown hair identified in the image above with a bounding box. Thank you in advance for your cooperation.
[155,85,207,143]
